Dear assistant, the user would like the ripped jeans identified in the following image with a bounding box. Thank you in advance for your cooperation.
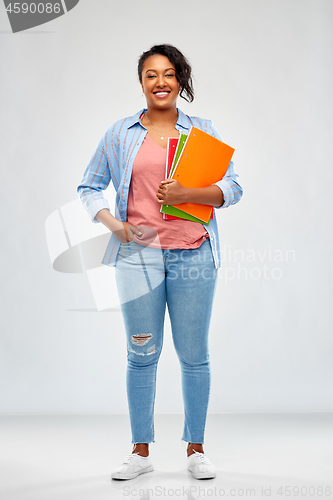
[115,238,217,444]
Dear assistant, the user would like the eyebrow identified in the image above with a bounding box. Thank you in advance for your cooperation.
[145,68,176,73]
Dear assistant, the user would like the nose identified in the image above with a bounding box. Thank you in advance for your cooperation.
[156,74,166,87]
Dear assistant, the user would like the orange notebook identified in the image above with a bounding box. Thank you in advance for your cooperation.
[170,127,235,222]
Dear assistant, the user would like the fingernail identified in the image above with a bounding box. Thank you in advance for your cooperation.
[138,231,142,235]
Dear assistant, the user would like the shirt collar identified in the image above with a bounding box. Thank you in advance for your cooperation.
[127,108,191,131]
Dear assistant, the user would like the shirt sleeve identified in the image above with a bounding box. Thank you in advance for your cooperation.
[209,121,243,209]
[77,134,111,223]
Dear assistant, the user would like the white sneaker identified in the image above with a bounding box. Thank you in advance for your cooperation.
[187,450,216,479]
[111,452,154,480]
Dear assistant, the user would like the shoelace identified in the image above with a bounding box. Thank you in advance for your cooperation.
[122,452,140,464]
[191,450,209,463]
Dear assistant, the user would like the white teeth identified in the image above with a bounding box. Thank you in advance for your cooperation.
[155,92,169,96]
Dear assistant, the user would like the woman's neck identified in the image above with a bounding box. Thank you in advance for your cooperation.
[144,107,178,126]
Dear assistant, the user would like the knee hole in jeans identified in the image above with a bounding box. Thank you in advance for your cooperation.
[129,334,156,357]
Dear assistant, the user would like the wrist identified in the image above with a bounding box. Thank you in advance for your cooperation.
[182,186,192,203]
[110,219,124,234]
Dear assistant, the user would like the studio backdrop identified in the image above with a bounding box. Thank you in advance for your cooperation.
[0,0,332,414]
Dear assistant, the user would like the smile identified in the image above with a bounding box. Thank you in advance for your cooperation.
[153,91,170,98]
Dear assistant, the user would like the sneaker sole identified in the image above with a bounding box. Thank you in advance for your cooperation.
[111,465,154,480]
[188,469,216,480]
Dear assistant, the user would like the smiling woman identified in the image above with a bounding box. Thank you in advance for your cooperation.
[77,43,243,481]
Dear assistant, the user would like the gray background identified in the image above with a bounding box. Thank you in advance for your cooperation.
[0,0,332,414]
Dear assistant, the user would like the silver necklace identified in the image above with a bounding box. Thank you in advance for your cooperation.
[145,113,178,140]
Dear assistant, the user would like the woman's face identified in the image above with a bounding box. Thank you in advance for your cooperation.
[141,54,180,111]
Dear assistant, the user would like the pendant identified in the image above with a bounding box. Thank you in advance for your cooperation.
[161,136,164,140]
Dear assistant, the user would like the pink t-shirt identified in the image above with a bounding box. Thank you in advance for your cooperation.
[127,133,209,249]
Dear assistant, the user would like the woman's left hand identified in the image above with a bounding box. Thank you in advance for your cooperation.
[157,179,187,205]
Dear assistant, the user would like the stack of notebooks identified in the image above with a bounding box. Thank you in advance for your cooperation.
[161,127,235,225]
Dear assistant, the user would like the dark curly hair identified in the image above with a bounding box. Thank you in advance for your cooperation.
[138,44,194,103]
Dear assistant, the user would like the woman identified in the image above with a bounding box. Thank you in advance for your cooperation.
[77,44,243,480]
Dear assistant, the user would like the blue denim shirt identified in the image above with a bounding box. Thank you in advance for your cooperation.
[77,108,243,268]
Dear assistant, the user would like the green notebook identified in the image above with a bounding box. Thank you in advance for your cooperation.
[162,204,210,224]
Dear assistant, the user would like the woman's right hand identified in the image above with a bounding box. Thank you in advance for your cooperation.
[94,209,142,243]
[112,221,142,243]
[95,210,158,247]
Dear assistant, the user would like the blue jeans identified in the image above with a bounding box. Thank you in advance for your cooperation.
[115,238,217,444]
